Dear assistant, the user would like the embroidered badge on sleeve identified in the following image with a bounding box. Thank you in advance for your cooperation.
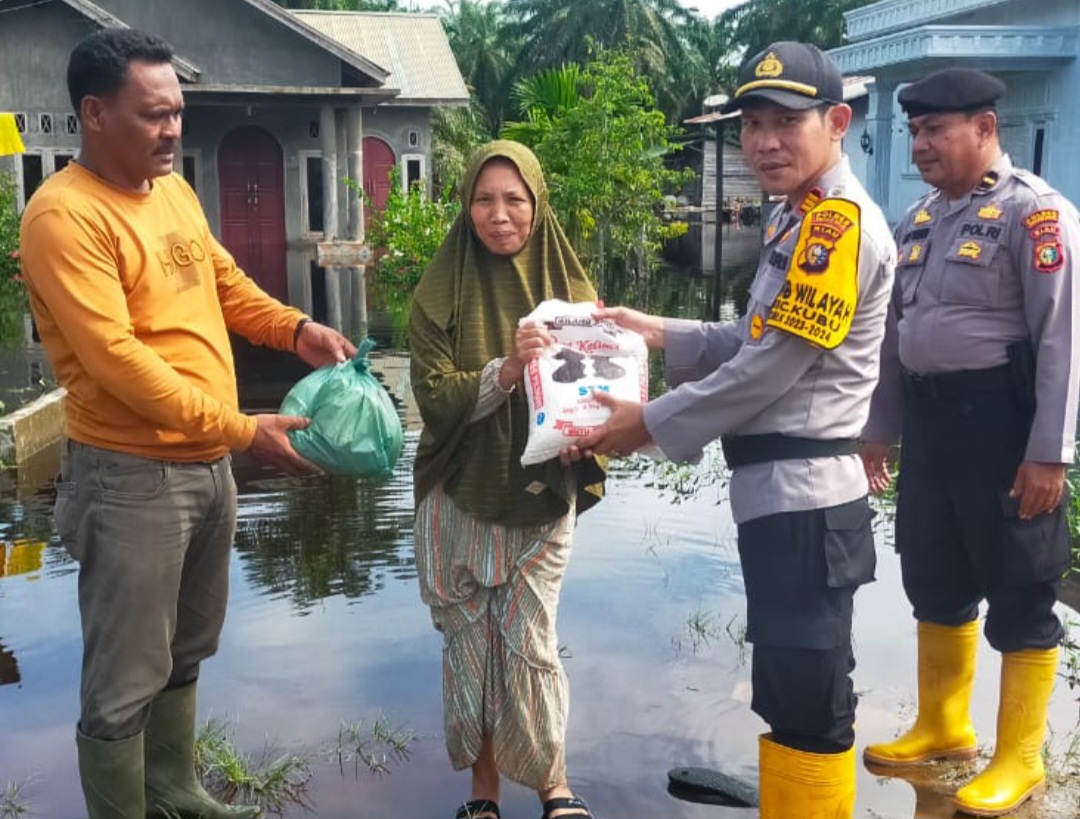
[765,199,861,350]
[1034,239,1065,273]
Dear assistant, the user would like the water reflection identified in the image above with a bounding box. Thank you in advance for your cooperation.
[0,639,19,686]
[230,436,419,612]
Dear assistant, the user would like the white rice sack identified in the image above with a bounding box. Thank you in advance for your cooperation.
[519,299,648,466]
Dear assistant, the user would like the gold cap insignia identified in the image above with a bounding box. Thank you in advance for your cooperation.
[958,241,982,260]
[913,209,933,225]
[978,204,1003,221]
[755,52,784,79]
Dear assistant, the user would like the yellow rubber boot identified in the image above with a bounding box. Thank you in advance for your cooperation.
[953,647,1059,817]
[863,620,979,766]
[759,733,856,819]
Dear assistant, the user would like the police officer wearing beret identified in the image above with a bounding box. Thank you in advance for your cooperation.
[861,68,1079,817]
[573,42,896,818]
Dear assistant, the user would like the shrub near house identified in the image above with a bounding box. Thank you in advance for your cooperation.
[0,173,26,342]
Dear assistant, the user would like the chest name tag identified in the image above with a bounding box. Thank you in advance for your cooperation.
[765,199,861,350]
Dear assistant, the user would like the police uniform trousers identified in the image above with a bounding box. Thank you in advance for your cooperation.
[737,496,876,752]
[895,370,1067,651]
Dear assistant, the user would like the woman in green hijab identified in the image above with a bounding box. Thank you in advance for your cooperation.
[410,141,602,819]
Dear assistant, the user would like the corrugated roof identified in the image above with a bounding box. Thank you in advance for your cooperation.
[293,11,469,106]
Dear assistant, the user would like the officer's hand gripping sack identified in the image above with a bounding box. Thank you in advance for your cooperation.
[519,300,648,466]
[279,339,404,477]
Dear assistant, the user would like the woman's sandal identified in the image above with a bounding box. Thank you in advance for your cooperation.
[540,796,593,819]
[455,799,500,819]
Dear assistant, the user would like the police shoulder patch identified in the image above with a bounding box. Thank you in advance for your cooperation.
[766,198,861,350]
[1034,238,1065,273]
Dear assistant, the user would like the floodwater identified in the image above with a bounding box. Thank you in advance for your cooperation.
[1,231,1079,818]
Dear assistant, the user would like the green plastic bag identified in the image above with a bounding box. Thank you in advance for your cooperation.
[280,339,403,477]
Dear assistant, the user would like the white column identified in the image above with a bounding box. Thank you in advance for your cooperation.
[345,105,368,341]
[319,104,342,331]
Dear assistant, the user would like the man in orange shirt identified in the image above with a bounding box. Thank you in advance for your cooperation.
[20,29,355,819]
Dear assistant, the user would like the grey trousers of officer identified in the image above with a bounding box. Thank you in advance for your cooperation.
[55,440,237,740]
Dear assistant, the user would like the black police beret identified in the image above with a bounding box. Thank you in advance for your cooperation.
[898,68,1006,117]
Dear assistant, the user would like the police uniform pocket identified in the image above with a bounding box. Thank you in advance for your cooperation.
[896,239,928,306]
[999,491,1070,585]
[749,265,787,308]
[822,498,877,588]
[941,238,1003,306]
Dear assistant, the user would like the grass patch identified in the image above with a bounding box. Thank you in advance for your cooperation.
[618,441,729,505]
[1066,462,1080,576]
[1061,614,1079,692]
[674,606,748,667]
[194,717,312,814]
[0,780,29,819]
[332,714,414,778]
[1043,721,1080,785]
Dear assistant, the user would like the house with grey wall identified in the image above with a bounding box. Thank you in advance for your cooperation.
[830,0,1079,224]
[0,0,468,340]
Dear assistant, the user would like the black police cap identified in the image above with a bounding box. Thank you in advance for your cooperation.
[722,41,844,114]
[898,68,1006,118]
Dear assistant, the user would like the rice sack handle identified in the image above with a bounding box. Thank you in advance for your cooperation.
[279,338,404,477]
[519,299,648,466]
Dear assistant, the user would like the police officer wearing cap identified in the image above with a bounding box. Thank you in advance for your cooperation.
[861,67,1079,817]
[574,42,896,818]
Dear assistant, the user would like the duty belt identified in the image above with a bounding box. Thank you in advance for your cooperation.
[902,364,1013,400]
[720,433,859,469]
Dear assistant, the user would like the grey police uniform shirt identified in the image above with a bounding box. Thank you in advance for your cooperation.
[643,157,897,524]
[864,154,1080,465]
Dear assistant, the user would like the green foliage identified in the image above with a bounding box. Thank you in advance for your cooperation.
[356,168,460,345]
[194,718,312,813]
[506,49,691,293]
[437,0,876,135]
[431,102,489,198]
[1066,461,1080,576]
[0,173,26,343]
[721,0,878,60]
[440,0,519,136]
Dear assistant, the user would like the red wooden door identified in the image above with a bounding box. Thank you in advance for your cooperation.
[218,126,288,302]
[363,136,396,215]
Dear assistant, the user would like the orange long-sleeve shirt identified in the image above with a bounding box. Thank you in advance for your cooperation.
[20,163,306,461]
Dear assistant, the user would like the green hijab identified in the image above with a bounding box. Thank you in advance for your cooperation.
[410,140,604,527]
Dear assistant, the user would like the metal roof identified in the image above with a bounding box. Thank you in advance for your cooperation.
[294,11,469,106]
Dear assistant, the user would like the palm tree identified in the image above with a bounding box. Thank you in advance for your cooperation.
[500,64,583,147]
[439,0,521,136]
[505,0,693,87]
[723,0,877,59]
[663,11,738,123]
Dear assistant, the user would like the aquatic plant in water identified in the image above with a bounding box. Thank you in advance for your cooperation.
[0,780,29,818]
[332,714,414,778]
[194,717,312,813]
